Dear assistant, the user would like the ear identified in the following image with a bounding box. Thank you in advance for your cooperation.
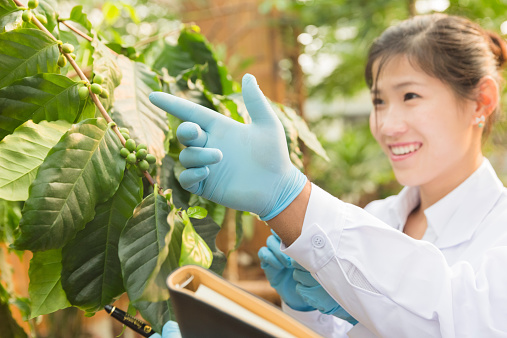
[473,76,499,122]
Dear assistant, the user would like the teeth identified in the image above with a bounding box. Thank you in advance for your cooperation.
[391,144,420,155]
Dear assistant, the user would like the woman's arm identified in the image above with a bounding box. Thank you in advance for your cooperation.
[267,180,311,245]
[282,183,507,337]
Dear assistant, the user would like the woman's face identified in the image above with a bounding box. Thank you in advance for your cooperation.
[369,55,482,191]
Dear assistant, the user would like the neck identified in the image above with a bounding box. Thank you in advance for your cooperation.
[418,153,484,211]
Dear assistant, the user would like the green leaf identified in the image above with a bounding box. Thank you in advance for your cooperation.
[281,105,330,161]
[178,26,234,95]
[11,297,31,322]
[0,28,59,89]
[61,170,143,313]
[91,37,122,111]
[160,155,226,273]
[132,299,173,333]
[102,2,121,25]
[234,210,244,251]
[113,57,168,161]
[69,5,92,32]
[119,189,173,304]
[0,300,28,337]
[12,118,126,251]
[0,199,21,243]
[205,91,246,123]
[0,120,70,201]
[28,249,71,318]
[0,74,85,140]
[0,0,22,33]
[76,94,96,122]
[179,211,213,268]
[187,206,207,219]
[150,42,195,76]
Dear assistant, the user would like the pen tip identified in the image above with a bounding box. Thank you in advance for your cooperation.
[104,304,113,313]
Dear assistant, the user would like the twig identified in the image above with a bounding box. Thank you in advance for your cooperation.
[133,29,179,48]
[60,20,92,42]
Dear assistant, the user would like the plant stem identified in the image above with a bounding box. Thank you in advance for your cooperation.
[13,0,163,195]
[60,20,92,42]
[133,29,179,48]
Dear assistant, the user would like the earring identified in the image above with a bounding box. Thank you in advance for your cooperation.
[475,115,485,128]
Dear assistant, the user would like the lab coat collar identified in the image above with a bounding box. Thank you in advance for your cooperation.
[388,158,503,249]
[424,158,504,249]
[391,185,420,232]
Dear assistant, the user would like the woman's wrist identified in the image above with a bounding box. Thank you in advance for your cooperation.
[267,180,312,246]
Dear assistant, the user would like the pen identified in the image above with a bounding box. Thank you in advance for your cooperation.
[104,304,155,337]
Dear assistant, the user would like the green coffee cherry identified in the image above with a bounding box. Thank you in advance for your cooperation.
[35,13,47,24]
[119,128,130,135]
[90,83,102,95]
[93,74,104,84]
[121,132,130,140]
[125,138,136,152]
[22,10,32,22]
[134,165,145,177]
[99,88,109,99]
[27,0,38,9]
[138,160,149,171]
[136,149,147,160]
[120,147,130,158]
[136,143,147,152]
[126,153,137,165]
[69,53,76,60]
[62,43,74,54]
[146,154,156,164]
[57,54,67,67]
[78,86,89,100]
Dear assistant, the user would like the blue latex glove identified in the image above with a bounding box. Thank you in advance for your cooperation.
[258,232,314,311]
[150,321,182,338]
[149,74,307,221]
[292,261,358,325]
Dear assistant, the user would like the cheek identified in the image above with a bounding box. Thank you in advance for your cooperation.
[369,111,380,142]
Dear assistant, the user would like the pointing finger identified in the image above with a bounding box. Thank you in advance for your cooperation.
[149,92,228,130]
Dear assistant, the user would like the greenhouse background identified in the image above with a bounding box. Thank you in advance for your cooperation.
[2,0,507,336]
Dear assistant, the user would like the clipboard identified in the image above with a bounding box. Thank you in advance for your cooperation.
[166,265,322,338]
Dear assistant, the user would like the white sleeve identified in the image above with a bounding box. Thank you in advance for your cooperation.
[282,183,507,337]
[281,302,353,338]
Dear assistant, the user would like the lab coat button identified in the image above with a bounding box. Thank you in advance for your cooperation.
[312,235,325,248]
[318,314,330,324]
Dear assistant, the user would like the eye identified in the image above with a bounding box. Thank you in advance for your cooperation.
[404,92,420,101]
[372,97,384,106]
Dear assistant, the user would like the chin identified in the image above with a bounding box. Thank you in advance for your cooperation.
[393,171,423,187]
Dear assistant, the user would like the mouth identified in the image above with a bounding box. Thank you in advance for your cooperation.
[388,142,422,157]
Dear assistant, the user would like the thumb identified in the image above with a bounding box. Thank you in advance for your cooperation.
[242,74,278,124]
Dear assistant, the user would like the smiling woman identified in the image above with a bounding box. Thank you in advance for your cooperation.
[149,13,507,338]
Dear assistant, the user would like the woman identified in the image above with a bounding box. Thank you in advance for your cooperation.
[150,13,507,337]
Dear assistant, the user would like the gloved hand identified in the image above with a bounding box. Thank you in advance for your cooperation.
[149,74,307,221]
[258,232,314,311]
[292,261,358,325]
[150,320,182,338]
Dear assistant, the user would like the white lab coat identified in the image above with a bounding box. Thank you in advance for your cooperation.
[282,158,507,337]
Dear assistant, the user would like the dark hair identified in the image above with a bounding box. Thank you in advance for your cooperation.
[365,14,507,135]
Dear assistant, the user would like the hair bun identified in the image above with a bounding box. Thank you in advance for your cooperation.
[487,31,507,69]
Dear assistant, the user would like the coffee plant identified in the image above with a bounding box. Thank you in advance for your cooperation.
[0,0,328,334]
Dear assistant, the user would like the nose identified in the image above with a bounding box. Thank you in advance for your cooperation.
[372,104,408,137]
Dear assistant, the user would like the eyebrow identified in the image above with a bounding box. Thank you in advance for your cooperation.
[370,81,423,94]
